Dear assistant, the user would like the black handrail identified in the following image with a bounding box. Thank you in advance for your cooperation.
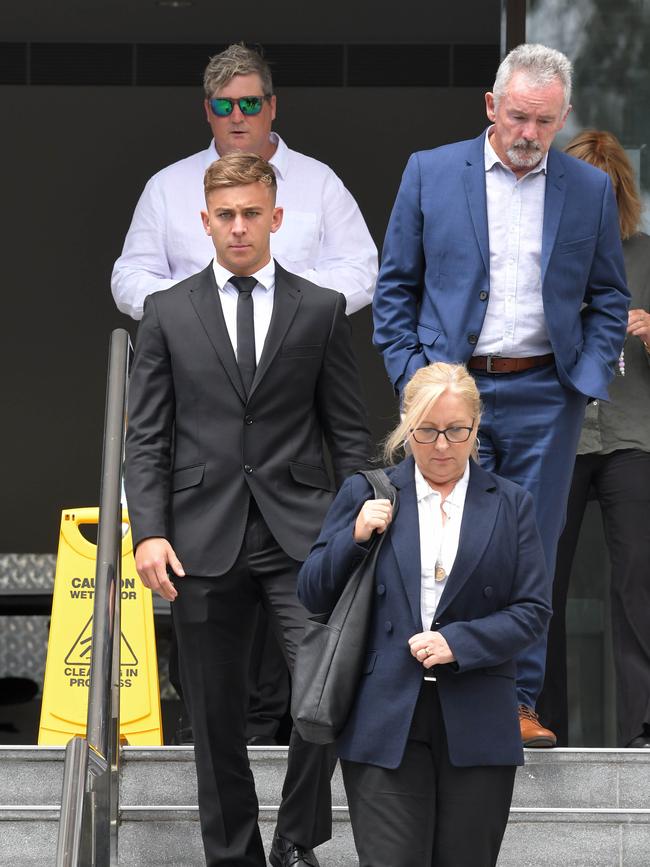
[56,328,132,867]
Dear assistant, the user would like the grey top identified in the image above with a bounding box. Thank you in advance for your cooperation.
[578,232,650,455]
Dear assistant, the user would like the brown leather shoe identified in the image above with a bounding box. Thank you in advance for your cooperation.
[519,705,557,747]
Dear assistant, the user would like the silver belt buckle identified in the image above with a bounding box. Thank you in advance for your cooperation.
[486,354,497,373]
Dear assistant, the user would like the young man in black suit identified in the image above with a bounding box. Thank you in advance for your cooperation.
[125,152,370,867]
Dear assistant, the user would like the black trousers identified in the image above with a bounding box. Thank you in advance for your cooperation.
[172,500,335,866]
[246,604,290,741]
[538,448,650,746]
[341,682,516,867]
[169,603,291,743]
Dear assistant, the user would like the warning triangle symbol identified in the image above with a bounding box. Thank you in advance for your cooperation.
[64,616,138,666]
[120,632,138,666]
[65,616,93,665]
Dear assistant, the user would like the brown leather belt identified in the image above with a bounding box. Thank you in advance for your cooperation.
[468,353,555,374]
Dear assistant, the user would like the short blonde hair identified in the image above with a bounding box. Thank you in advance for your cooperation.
[204,152,277,199]
[564,130,642,240]
[383,363,482,464]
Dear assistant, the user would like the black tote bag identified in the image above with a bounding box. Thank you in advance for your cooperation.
[292,468,398,744]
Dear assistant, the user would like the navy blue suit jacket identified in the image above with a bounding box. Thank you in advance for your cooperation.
[297,457,552,768]
[373,131,629,398]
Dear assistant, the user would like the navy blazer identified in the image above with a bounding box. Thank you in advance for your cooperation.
[373,130,629,398]
[297,457,552,769]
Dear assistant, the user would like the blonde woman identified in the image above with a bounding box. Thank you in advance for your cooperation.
[298,362,551,867]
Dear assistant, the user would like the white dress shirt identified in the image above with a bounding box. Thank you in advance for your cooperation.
[416,461,470,631]
[212,258,275,363]
[474,129,552,357]
[111,133,378,320]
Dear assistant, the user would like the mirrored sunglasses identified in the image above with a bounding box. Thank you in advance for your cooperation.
[209,96,267,117]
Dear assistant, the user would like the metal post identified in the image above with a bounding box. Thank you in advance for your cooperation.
[55,737,89,866]
[55,329,132,867]
[86,329,131,865]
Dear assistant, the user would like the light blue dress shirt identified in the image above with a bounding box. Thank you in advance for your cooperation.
[475,129,553,358]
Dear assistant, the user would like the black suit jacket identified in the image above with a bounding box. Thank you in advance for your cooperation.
[124,261,371,576]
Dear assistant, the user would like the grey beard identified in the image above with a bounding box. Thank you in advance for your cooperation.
[506,139,543,169]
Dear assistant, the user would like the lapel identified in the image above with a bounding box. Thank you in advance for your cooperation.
[434,461,500,620]
[387,457,423,629]
[188,265,247,404]
[541,148,567,285]
[248,261,302,400]
[462,131,490,277]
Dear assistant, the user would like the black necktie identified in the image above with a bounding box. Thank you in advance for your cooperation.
[230,275,257,395]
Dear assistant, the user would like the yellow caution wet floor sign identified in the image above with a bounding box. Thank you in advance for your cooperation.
[38,507,163,745]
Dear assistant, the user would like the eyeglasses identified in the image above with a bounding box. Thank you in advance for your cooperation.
[411,423,475,444]
[209,96,269,117]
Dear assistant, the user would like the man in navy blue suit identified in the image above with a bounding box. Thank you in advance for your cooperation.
[373,43,629,746]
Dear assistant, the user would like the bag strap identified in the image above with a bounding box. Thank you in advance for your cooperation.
[351,468,399,558]
[359,468,398,506]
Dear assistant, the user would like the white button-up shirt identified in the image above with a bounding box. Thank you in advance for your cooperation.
[111,133,377,320]
[212,258,275,364]
[416,461,470,631]
[474,129,552,357]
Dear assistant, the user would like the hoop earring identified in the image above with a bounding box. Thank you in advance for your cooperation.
[475,436,481,451]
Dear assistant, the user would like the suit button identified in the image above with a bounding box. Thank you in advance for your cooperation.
[244,465,253,474]
[245,415,253,425]
[376,584,386,596]
[468,333,478,345]
[483,586,493,598]
[384,620,393,633]
[479,291,488,301]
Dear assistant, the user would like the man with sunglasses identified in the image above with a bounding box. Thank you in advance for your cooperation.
[111,42,377,321]
[111,41,377,756]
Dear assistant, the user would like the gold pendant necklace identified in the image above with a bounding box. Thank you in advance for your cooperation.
[434,497,450,582]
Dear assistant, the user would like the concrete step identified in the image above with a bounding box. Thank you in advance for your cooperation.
[120,746,348,807]
[119,808,354,866]
[120,746,650,811]
[2,746,650,866]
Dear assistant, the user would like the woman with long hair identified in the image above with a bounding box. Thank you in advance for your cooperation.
[538,130,650,748]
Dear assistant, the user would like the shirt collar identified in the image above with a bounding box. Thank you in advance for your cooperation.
[414,459,471,505]
[207,132,288,181]
[484,126,548,177]
[212,257,276,294]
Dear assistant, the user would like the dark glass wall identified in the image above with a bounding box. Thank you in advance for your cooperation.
[0,2,502,552]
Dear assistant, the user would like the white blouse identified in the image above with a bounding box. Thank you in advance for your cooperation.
[415,461,470,631]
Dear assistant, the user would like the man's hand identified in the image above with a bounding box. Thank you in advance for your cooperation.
[408,631,455,668]
[134,537,184,601]
[627,308,650,349]
[353,498,393,543]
